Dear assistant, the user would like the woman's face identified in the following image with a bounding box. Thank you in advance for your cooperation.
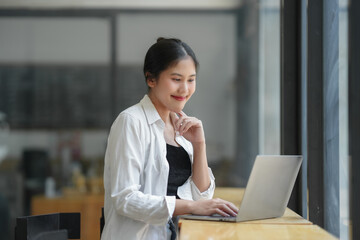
[147,55,196,115]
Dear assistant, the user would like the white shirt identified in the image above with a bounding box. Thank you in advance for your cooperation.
[102,95,215,240]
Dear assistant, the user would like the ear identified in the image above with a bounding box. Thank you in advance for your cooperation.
[145,72,156,88]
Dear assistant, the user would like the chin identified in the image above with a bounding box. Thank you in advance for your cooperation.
[171,106,184,113]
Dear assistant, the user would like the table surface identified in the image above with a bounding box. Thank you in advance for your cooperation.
[179,220,338,240]
[179,187,338,240]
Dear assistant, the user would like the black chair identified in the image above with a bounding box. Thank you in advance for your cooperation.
[100,207,105,238]
[0,193,10,239]
[15,213,80,240]
[31,229,68,240]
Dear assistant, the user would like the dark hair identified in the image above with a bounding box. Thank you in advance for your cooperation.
[143,37,199,82]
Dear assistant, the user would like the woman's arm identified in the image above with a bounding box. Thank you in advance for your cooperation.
[171,111,210,192]
[106,113,174,225]
[171,112,239,216]
[191,141,211,192]
[173,198,238,217]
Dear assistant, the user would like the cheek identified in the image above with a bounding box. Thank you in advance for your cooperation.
[165,81,178,91]
[190,84,196,94]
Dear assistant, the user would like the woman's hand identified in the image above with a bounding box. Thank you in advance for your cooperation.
[190,198,239,217]
[170,111,210,191]
[170,111,205,145]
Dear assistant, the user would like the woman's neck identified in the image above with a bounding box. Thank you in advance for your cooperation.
[147,93,171,123]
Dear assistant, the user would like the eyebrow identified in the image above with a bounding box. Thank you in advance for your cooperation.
[170,73,196,77]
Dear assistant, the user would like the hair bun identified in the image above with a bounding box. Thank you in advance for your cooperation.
[156,37,182,44]
[157,37,165,43]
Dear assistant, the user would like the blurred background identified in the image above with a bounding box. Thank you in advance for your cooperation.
[0,0,351,240]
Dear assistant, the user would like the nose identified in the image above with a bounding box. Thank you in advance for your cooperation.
[179,81,188,93]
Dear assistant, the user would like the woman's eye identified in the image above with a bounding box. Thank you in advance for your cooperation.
[172,78,181,82]
[188,79,195,82]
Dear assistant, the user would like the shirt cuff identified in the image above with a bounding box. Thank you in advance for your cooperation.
[177,167,216,201]
[165,195,176,217]
[190,168,215,200]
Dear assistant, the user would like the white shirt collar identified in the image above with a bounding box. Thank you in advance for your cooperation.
[140,94,163,126]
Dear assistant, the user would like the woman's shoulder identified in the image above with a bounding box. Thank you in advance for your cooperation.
[110,95,158,132]
[121,102,144,118]
[113,102,145,126]
[117,95,150,120]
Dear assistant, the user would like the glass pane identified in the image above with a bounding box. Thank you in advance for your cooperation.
[0,18,110,233]
[259,0,280,155]
[0,18,111,129]
[339,0,350,239]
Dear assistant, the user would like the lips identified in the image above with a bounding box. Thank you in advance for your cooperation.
[172,95,186,101]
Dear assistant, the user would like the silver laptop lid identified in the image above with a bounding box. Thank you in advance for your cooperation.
[236,155,302,222]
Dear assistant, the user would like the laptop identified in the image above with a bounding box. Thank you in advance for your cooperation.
[179,155,302,222]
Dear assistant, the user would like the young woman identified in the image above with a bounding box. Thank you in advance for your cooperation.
[102,38,238,240]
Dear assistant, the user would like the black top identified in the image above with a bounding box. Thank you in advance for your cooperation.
[166,144,192,198]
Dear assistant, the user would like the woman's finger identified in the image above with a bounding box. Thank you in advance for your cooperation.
[176,115,186,130]
[215,208,230,217]
[178,111,187,117]
[228,202,239,213]
[177,116,194,132]
[179,119,192,134]
[170,112,179,128]
[212,199,238,216]
[219,203,238,217]
[223,201,239,215]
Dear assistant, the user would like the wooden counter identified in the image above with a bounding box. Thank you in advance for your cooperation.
[179,220,338,240]
[179,187,337,240]
[31,194,104,240]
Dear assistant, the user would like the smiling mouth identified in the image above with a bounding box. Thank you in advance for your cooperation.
[172,95,186,101]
